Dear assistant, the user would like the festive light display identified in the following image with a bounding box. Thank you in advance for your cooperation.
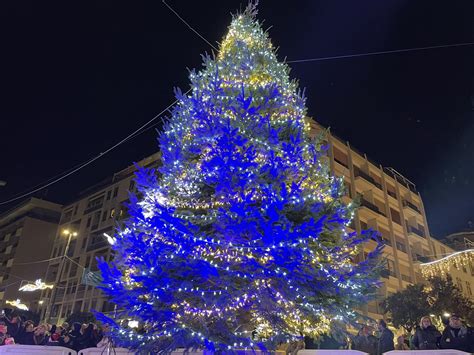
[19,279,54,292]
[420,249,474,278]
[6,299,29,311]
[97,4,383,353]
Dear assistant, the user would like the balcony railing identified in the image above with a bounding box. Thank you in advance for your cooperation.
[86,239,109,252]
[387,190,397,199]
[360,199,386,217]
[403,200,421,213]
[334,157,349,168]
[407,225,425,238]
[356,170,382,189]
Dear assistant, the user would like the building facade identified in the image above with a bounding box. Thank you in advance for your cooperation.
[311,122,439,319]
[40,153,160,323]
[425,236,474,301]
[0,198,62,312]
[39,122,465,323]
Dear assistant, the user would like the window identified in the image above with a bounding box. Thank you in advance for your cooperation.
[86,217,91,228]
[382,259,397,278]
[81,237,87,249]
[395,241,407,253]
[401,274,412,283]
[386,184,397,199]
[466,282,472,296]
[6,259,14,268]
[15,228,23,236]
[112,187,119,198]
[102,211,108,222]
[73,205,78,215]
[456,277,463,292]
[390,208,401,225]
[5,246,12,254]
[86,196,104,210]
[91,211,101,229]
[106,190,111,200]
[333,147,349,168]
[129,180,135,192]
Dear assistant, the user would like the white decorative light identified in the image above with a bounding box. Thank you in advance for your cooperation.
[128,320,139,328]
[6,299,29,310]
[19,279,54,292]
[104,233,116,245]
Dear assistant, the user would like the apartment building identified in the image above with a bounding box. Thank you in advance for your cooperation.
[427,236,474,301]
[39,120,463,323]
[310,121,439,319]
[39,153,161,323]
[0,198,62,312]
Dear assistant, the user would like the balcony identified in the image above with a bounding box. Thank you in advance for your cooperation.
[412,253,431,263]
[355,170,383,190]
[407,225,425,238]
[86,239,109,252]
[387,190,397,200]
[334,157,349,168]
[360,199,386,217]
[403,200,421,216]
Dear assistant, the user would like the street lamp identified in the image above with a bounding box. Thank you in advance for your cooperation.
[45,229,78,322]
[0,180,6,187]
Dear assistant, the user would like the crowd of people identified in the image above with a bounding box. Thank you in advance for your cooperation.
[352,314,474,354]
[0,307,473,354]
[0,309,111,351]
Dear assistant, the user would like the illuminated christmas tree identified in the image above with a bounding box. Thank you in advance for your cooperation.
[98,4,382,353]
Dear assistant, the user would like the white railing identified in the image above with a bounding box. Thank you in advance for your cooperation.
[385,351,470,355]
[297,351,368,355]
[0,345,76,355]
[79,347,134,354]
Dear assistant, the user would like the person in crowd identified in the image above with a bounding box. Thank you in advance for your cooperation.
[59,332,74,349]
[61,322,70,335]
[412,315,441,350]
[46,324,63,346]
[0,322,8,345]
[376,319,394,355]
[2,310,21,340]
[395,335,409,350]
[352,325,377,355]
[96,324,111,348]
[440,314,474,353]
[16,320,35,344]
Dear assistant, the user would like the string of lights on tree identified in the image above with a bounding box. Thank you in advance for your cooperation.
[420,249,474,278]
[97,3,383,353]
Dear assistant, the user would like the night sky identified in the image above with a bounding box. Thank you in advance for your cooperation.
[0,1,473,238]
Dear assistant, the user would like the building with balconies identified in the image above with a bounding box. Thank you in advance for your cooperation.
[39,153,160,324]
[0,198,62,312]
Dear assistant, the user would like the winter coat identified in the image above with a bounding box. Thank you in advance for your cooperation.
[377,328,394,355]
[352,334,377,355]
[413,325,441,350]
[440,325,474,353]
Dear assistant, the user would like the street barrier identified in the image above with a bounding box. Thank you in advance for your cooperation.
[297,351,368,355]
[0,345,76,354]
[79,347,134,354]
[385,351,470,355]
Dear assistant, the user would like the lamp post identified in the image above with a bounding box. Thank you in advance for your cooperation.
[45,229,77,322]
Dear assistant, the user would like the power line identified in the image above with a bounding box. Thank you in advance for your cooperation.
[161,0,474,64]
[162,0,218,52]
[0,96,184,206]
[286,42,474,63]
[13,256,63,265]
